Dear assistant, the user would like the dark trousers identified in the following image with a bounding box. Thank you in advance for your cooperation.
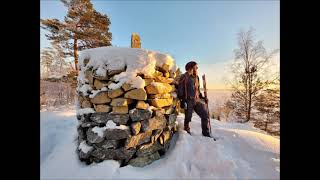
[184,99,210,135]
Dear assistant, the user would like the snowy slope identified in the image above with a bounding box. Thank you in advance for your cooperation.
[40,109,279,179]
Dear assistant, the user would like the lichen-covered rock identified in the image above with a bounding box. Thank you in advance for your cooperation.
[77,126,86,142]
[164,72,170,78]
[91,147,136,160]
[145,82,173,94]
[93,139,120,150]
[160,130,171,145]
[78,141,94,160]
[108,68,125,76]
[150,98,173,108]
[78,95,85,104]
[149,93,172,99]
[159,141,171,155]
[151,129,163,143]
[79,150,91,160]
[78,113,92,123]
[154,76,174,84]
[129,108,152,122]
[90,112,109,123]
[167,113,177,125]
[136,141,163,157]
[94,79,108,89]
[105,128,131,140]
[167,122,178,132]
[131,122,141,135]
[111,106,128,114]
[110,98,133,106]
[128,151,161,167]
[108,88,124,98]
[80,122,99,128]
[122,83,135,91]
[143,74,154,79]
[141,115,167,132]
[90,91,111,104]
[164,106,175,114]
[90,113,129,125]
[125,131,152,149]
[169,71,176,78]
[124,88,147,100]
[93,70,108,80]
[162,63,170,72]
[144,78,154,86]
[136,101,149,110]
[87,128,105,144]
[154,109,165,117]
[108,114,130,125]
[84,69,94,85]
[81,98,92,108]
[93,104,111,113]
[153,70,163,77]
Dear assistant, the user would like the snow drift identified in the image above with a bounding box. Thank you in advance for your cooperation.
[41,109,279,179]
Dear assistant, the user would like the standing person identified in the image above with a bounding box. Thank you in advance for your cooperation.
[177,61,212,137]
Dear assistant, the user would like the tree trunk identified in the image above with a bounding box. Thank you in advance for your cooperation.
[246,103,251,122]
[247,83,252,121]
[74,37,78,72]
[246,68,253,122]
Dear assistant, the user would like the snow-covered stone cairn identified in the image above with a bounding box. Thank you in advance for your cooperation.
[76,47,180,167]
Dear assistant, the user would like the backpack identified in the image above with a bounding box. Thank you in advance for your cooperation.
[177,73,188,108]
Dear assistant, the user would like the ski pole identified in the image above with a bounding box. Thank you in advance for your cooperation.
[202,74,216,141]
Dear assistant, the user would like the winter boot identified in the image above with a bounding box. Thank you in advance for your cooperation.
[184,122,191,135]
[202,132,216,141]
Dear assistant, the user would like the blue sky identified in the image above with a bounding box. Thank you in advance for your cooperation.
[41,0,279,89]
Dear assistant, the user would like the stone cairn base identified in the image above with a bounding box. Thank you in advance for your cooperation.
[76,52,182,167]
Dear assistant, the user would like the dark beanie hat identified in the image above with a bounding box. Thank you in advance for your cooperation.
[185,61,197,71]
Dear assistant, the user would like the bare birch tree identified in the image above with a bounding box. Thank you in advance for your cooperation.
[228,28,279,122]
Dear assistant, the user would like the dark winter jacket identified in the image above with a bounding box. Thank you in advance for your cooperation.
[179,73,204,101]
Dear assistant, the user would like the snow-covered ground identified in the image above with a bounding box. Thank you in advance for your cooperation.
[40,107,279,179]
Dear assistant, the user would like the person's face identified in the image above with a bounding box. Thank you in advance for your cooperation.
[193,64,198,75]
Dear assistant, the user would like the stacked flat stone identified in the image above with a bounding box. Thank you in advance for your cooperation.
[76,52,180,167]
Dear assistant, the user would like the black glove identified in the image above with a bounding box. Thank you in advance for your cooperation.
[200,96,208,104]
[180,99,187,109]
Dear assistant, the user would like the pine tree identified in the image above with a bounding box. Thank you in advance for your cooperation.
[51,41,69,75]
[254,77,280,134]
[41,48,55,78]
[40,0,112,72]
